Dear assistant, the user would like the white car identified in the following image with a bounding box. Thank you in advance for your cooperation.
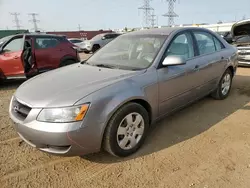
[68,38,85,52]
[82,33,121,53]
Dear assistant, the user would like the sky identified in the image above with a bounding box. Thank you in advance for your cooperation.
[0,0,250,31]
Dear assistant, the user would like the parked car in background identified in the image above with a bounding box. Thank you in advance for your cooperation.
[9,27,238,158]
[68,38,85,52]
[231,19,250,66]
[216,31,233,44]
[0,34,80,81]
[82,33,121,53]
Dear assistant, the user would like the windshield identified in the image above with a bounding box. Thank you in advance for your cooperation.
[0,36,12,46]
[86,34,167,70]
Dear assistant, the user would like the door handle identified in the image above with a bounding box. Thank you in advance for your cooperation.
[14,56,19,59]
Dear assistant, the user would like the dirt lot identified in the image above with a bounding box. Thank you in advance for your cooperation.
[1,56,250,187]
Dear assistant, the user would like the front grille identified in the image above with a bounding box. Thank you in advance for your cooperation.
[237,47,250,55]
[12,98,32,121]
[238,51,250,55]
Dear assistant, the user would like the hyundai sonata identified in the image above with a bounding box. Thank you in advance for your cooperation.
[9,27,238,157]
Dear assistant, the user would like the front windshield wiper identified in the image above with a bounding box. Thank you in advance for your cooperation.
[94,64,118,69]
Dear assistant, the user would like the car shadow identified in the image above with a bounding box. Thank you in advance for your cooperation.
[82,74,250,163]
[0,79,25,91]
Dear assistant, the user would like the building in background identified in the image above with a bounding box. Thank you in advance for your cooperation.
[46,30,113,40]
[0,29,29,38]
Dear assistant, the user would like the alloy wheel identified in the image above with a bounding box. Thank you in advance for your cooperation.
[116,113,145,150]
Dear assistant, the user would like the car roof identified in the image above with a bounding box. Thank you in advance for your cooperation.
[124,27,212,36]
[12,33,66,38]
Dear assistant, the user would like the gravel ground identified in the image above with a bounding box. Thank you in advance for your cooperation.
[1,56,250,187]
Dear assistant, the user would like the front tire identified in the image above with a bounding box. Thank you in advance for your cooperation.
[211,69,233,100]
[104,103,149,157]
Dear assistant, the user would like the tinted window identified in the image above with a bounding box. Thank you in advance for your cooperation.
[3,38,23,52]
[70,39,82,43]
[35,37,59,49]
[105,34,119,39]
[194,31,216,55]
[165,32,194,61]
[213,37,224,51]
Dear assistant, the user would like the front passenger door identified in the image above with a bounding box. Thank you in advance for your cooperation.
[157,32,200,116]
[0,36,25,78]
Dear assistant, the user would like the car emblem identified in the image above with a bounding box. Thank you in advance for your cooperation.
[14,105,19,112]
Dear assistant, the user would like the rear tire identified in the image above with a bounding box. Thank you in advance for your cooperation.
[211,69,232,100]
[104,103,149,157]
[59,59,76,67]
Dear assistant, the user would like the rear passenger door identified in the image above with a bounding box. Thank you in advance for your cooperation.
[192,30,227,92]
[34,36,61,71]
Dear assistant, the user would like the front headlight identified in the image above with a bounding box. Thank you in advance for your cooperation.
[37,104,89,123]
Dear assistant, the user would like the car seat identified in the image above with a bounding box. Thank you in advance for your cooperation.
[137,43,156,62]
[22,41,33,73]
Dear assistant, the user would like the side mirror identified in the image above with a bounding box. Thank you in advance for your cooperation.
[162,56,186,66]
[102,37,106,40]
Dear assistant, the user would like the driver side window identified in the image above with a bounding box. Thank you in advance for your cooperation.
[165,32,194,61]
[3,38,23,53]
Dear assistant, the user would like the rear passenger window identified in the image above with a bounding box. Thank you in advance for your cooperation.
[213,37,225,51]
[35,37,59,49]
[194,32,216,55]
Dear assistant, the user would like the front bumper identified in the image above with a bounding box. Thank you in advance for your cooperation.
[9,97,101,156]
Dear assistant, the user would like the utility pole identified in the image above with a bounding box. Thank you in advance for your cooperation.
[78,24,81,31]
[150,10,157,28]
[28,13,40,31]
[10,12,22,30]
[163,0,178,27]
[138,0,154,28]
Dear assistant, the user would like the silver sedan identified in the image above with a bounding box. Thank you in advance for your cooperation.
[9,27,238,157]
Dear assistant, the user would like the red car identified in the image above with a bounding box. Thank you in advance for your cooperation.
[0,34,80,80]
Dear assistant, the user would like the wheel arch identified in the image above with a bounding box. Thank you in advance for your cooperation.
[100,96,152,148]
[0,68,6,80]
[59,55,78,66]
[227,65,235,77]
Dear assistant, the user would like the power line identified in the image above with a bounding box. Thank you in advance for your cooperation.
[163,0,179,26]
[28,13,40,31]
[138,0,154,28]
[10,12,22,30]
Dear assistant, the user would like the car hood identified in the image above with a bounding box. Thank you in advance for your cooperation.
[15,63,142,108]
[232,19,250,37]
